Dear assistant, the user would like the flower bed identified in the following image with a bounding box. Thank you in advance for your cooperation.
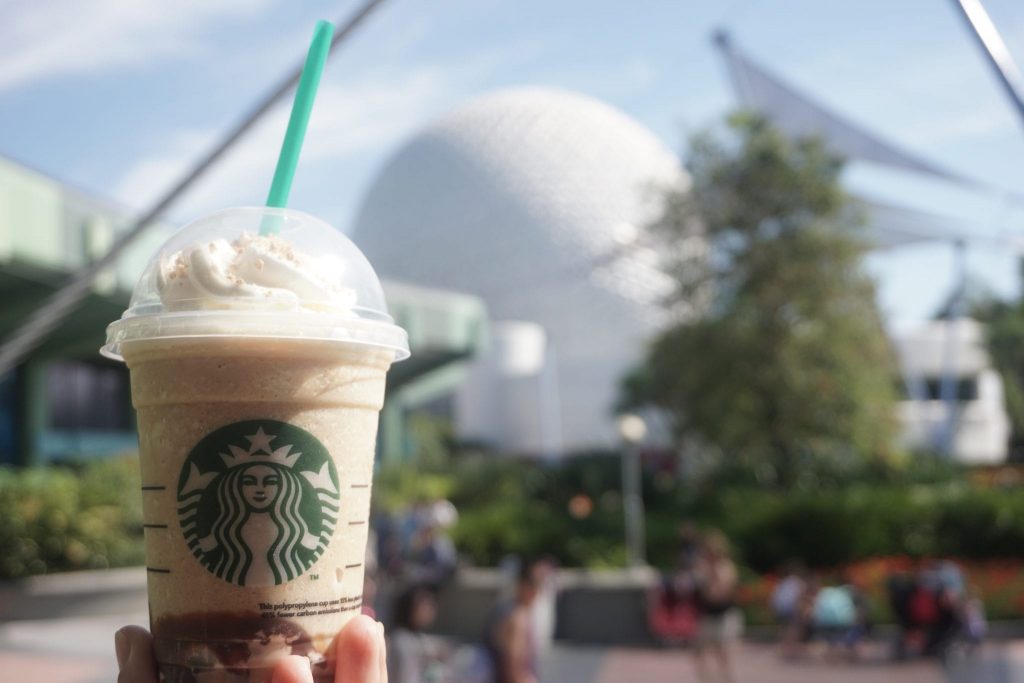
[736,556,1024,625]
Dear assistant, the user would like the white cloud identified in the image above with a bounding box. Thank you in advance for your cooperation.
[108,31,544,219]
[111,65,458,216]
[0,0,272,93]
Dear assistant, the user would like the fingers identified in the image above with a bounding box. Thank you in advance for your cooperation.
[271,655,315,683]
[335,615,387,683]
[114,619,388,683]
[115,626,158,683]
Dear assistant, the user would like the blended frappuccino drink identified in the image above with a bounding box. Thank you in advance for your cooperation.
[103,207,408,682]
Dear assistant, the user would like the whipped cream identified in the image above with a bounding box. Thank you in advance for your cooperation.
[102,207,409,361]
[156,233,357,313]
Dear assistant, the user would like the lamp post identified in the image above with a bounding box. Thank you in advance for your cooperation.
[617,414,647,567]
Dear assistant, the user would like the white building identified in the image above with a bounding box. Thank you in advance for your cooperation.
[893,319,1010,464]
[353,87,689,455]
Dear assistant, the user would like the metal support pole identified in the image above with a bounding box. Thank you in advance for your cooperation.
[618,414,647,567]
[951,0,1024,130]
[622,443,646,566]
[712,29,755,108]
[0,0,388,376]
[13,361,47,466]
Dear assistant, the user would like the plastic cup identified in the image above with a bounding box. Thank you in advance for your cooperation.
[103,207,408,682]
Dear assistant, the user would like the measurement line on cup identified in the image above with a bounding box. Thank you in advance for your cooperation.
[146,567,172,574]
[143,524,168,529]
[350,484,369,489]
[141,485,166,491]
[345,563,362,569]
[348,520,366,525]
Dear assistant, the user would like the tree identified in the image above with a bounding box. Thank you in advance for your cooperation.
[625,113,898,486]
[973,277,1024,459]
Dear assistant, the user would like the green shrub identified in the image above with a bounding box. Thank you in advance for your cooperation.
[375,453,1024,572]
[0,457,145,579]
[671,483,1024,572]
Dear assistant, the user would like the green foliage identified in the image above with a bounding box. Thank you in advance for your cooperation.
[0,457,144,579]
[974,296,1024,444]
[376,452,1024,572]
[405,414,457,470]
[377,453,629,567]
[676,482,1024,573]
[630,113,898,485]
[373,465,456,514]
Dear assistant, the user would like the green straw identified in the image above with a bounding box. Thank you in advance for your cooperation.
[261,19,334,234]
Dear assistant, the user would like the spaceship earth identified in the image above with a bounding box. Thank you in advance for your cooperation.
[352,87,687,452]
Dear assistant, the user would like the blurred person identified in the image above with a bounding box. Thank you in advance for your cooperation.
[430,498,459,529]
[401,501,432,554]
[372,509,405,579]
[907,564,943,655]
[770,561,806,659]
[387,585,450,683]
[811,579,866,662]
[530,556,560,657]
[963,584,987,650]
[886,570,918,659]
[937,560,966,597]
[926,561,966,658]
[693,530,741,683]
[677,520,702,569]
[649,529,701,645]
[843,573,871,660]
[407,522,458,587]
[811,584,851,646]
[889,561,965,659]
[383,527,406,579]
[485,558,545,683]
[792,576,821,659]
[116,615,387,683]
[649,568,700,645]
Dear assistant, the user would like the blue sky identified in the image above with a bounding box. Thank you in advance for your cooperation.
[2,0,1023,329]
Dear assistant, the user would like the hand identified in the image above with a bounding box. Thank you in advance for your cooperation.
[115,615,387,683]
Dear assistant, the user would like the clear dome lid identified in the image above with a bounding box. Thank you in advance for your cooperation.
[102,207,409,361]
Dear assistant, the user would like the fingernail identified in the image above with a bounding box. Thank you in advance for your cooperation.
[114,628,131,669]
[377,621,385,645]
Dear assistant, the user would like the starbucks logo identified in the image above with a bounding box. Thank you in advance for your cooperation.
[177,420,339,586]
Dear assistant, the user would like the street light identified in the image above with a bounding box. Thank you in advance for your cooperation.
[617,413,647,567]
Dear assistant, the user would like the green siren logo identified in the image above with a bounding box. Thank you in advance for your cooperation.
[177,420,339,586]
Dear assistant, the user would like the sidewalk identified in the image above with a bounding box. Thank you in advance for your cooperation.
[0,612,954,683]
[8,610,1024,682]
[544,641,944,683]
[0,612,146,683]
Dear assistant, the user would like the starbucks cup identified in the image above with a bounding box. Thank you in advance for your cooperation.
[103,207,408,682]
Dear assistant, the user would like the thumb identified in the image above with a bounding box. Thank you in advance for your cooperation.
[115,626,158,683]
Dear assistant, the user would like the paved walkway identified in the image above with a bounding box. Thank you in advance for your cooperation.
[544,642,944,683]
[0,613,146,683]
[3,612,1022,682]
